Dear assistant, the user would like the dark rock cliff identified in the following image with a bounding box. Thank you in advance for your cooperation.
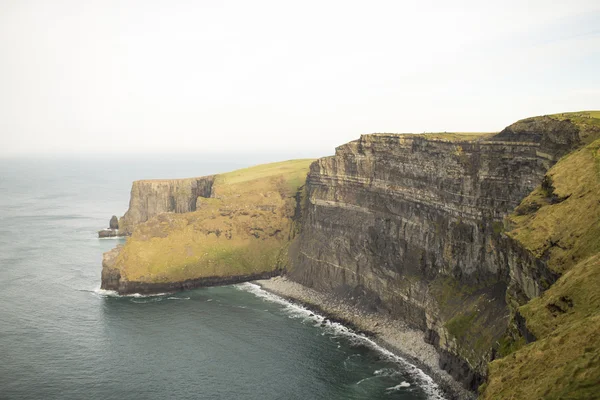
[118,176,215,234]
[287,119,582,390]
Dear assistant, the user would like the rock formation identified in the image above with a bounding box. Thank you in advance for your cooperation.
[286,111,600,394]
[98,215,121,238]
[118,175,216,235]
[101,159,314,294]
[109,215,119,230]
[100,111,600,398]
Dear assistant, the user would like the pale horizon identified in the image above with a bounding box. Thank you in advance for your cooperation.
[1,0,599,156]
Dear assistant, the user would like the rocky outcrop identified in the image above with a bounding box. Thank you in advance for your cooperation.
[118,176,215,234]
[101,247,282,294]
[287,117,587,390]
[98,216,122,238]
[100,160,314,294]
[99,112,599,396]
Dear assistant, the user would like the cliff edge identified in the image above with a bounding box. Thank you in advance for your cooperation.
[100,110,600,398]
[101,159,313,294]
[287,111,600,394]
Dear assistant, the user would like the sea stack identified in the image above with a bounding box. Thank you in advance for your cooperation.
[109,215,119,230]
[98,216,120,238]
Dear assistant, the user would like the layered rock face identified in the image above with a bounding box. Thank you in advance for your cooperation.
[118,176,215,234]
[288,119,584,389]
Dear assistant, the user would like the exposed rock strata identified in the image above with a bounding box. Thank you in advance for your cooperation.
[99,113,599,396]
[287,118,584,390]
[118,176,215,234]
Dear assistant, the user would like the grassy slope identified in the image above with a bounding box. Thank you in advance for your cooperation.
[482,112,600,398]
[368,131,497,142]
[414,131,497,141]
[113,159,314,283]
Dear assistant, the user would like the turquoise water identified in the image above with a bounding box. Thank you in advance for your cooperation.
[0,156,442,400]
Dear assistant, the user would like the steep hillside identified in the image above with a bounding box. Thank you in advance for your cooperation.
[482,136,600,399]
[101,159,313,294]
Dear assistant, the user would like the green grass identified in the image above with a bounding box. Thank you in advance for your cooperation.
[482,137,600,399]
[417,132,497,141]
[113,159,314,283]
[485,312,600,400]
[430,276,507,365]
[216,159,314,192]
[505,139,600,274]
[445,311,477,339]
[530,111,600,145]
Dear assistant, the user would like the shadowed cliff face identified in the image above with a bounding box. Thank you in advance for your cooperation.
[288,116,592,390]
[118,176,215,234]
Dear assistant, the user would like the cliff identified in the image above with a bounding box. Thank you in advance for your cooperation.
[100,111,600,398]
[117,175,216,235]
[483,133,600,398]
[101,159,313,294]
[287,111,600,392]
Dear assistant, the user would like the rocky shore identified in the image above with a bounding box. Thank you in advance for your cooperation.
[255,276,475,400]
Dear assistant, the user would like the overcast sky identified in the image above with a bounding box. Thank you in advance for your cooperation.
[1,0,599,156]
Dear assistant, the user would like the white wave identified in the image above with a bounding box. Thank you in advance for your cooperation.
[374,368,400,377]
[386,381,411,391]
[236,282,446,400]
[91,288,168,298]
[167,296,190,300]
[127,292,168,298]
[356,377,373,385]
[92,288,120,297]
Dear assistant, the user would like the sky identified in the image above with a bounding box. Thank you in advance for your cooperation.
[1,0,599,156]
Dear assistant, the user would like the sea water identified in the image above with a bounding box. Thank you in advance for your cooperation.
[0,155,443,399]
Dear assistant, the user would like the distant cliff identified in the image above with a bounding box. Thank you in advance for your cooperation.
[117,175,216,235]
[101,160,313,294]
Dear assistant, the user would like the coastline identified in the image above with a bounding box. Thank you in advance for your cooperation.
[254,276,475,400]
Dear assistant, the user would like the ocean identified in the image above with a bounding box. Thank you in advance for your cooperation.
[0,155,442,400]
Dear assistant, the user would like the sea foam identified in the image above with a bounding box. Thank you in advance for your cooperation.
[91,288,168,298]
[235,282,445,400]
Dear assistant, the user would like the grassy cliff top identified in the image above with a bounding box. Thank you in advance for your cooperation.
[363,132,497,142]
[411,132,497,141]
[548,110,600,143]
[112,159,314,283]
[362,111,600,145]
[507,110,600,145]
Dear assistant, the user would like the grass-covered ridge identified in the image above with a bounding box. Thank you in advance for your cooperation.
[112,159,314,283]
[413,131,497,141]
[549,110,600,144]
[482,136,600,399]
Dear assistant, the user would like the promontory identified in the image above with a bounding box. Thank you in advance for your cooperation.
[101,111,600,399]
